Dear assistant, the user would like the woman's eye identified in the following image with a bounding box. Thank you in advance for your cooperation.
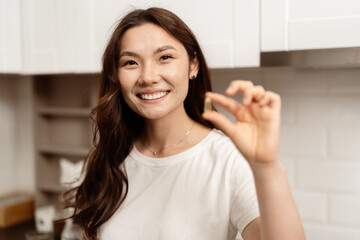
[160,55,172,61]
[124,60,137,66]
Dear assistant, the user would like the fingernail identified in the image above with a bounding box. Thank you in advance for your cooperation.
[226,86,234,93]
[243,97,249,105]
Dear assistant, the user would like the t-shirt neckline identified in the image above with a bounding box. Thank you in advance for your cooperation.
[129,129,217,167]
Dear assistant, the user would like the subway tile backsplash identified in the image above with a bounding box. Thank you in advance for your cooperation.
[211,67,360,239]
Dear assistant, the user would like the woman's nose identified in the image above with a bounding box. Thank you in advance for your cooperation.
[139,62,159,85]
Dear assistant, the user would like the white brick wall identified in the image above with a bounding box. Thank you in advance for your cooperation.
[303,223,360,240]
[293,190,328,223]
[280,127,327,157]
[297,160,360,193]
[212,67,360,239]
[329,129,360,158]
[330,194,360,228]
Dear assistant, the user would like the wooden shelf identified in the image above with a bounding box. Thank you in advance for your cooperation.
[37,145,90,157]
[37,107,91,117]
[38,182,64,194]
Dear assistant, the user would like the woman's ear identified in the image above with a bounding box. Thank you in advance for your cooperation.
[189,55,199,80]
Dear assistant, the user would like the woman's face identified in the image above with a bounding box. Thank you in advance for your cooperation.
[118,23,198,120]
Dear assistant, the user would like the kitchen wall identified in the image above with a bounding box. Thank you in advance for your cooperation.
[0,76,35,195]
[211,67,360,240]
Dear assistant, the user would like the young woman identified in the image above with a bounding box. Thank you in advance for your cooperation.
[66,7,305,240]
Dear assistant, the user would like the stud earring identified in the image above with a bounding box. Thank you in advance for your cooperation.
[190,75,196,80]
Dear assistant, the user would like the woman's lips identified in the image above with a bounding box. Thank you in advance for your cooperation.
[137,90,170,100]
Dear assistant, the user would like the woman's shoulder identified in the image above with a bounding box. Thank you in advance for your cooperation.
[202,129,242,159]
[207,129,236,148]
[195,129,248,176]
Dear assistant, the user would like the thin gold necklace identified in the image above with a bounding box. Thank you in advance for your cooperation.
[142,121,196,156]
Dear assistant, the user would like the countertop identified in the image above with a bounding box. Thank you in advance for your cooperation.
[0,220,36,240]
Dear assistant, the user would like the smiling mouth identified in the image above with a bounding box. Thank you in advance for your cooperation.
[137,91,170,100]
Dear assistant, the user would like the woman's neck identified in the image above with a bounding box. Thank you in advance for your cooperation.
[143,111,194,150]
[134,106,211,158]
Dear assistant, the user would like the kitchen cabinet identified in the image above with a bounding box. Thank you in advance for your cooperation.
[93,0,260,68]
[0,0,22,73]
[4,0,360,73]
[21,0,96,74]
[262,0,360,51]
[6,0,260,74]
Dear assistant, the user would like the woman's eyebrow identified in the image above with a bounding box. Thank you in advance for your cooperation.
[119,51,139,59]
[155,45,177,54]
[119,45,176,59]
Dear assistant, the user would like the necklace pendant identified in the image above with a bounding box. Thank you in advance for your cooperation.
[143,120,195,157]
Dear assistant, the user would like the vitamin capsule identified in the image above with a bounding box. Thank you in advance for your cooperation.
[204,97,212,113]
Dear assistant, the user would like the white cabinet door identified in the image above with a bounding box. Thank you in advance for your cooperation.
[21,0,96,74]
[94,0,260,69]
[261,0,360,52]
[0,0,22,73]
[18,0,260,74]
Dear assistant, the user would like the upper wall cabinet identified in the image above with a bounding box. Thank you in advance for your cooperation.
[262,0,360,52]
[0,0,22,73]
[94,0,260,69]
[4,0,360,73]
[6,0,260,74]
[21,0,97,74]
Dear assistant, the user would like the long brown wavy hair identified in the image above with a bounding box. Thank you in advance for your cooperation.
[64,7,214,239]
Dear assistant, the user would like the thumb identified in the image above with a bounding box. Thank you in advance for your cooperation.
[202,111,235,138]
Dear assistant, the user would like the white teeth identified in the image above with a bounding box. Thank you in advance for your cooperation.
[140,91,167,100]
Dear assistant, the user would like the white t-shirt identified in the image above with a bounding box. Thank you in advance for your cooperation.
[99,129,259,240]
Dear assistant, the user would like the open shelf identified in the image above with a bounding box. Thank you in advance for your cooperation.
[37,145,90,157]
[34,74,98,207]
[38,182,65,194]
[37,107,91,117]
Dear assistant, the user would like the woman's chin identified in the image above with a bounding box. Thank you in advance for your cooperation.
[139,110,169,120]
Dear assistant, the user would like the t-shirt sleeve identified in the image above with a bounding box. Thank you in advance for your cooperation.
[228,149,260,235]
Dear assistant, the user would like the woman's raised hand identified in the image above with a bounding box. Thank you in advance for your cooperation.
[202,80,281,166]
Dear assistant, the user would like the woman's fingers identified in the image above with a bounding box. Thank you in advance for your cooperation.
[202,110,236,138]
[225,80,281,109]
[225,81,268,106]
[205,92,245,118]
[252,86,266,102]
[225,80,253,97]
[259,92,270,106]
[204,81,281,130]
[266,91,281,109]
